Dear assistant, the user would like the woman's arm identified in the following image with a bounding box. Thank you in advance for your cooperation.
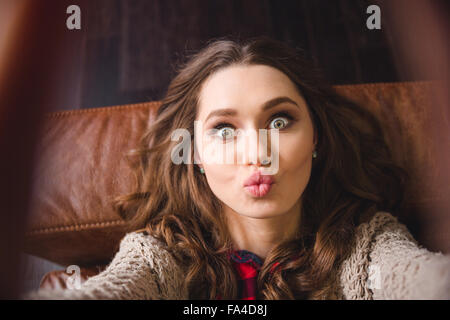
[21,232,186,300]
[368,217,450,299]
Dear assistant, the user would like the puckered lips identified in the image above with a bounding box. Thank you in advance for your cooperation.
[243,171,275,198]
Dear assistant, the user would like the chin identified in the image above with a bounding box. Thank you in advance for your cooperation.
[237,208,286,219]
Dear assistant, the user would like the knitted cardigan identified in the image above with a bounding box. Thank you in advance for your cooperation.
[22,211,450,300]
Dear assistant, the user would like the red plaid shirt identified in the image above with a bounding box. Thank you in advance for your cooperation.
[227,249,280,300]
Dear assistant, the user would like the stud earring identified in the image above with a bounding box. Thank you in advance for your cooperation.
[199,167,205,174]
[312,150,317,159]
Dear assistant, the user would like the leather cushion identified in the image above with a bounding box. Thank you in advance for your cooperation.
[23,102,160,266]
[23,81,448,266]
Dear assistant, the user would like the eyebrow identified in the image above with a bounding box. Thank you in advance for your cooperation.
[204,96,299,123]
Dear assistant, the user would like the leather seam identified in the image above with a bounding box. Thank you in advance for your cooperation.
[44,102,160,119]
[334,80,434,89]
[25,219,126,236]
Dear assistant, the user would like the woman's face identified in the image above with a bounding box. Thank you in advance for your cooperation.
[195,64,316,220]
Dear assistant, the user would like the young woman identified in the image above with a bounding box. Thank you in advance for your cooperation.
[25,36,450,300]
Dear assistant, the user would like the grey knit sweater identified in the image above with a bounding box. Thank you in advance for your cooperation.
[22,211,450,299]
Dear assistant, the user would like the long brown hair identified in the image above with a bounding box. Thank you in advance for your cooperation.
[113,36,408,299]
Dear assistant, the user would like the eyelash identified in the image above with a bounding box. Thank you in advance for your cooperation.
[212,111,296,131]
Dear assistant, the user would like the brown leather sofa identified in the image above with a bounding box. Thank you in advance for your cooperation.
[22,81,450,290]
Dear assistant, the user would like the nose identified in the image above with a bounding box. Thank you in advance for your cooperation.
[248,149,271,166]
[248,157,271,166]
[240,128,273,167]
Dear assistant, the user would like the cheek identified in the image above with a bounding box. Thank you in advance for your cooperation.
[202,163,235,194]
[195,133,236,198]
[279,130,313,167]
[278,130,314,188]
[202,163,243,211]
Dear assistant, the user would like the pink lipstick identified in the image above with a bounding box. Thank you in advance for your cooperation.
[243,171,275,198]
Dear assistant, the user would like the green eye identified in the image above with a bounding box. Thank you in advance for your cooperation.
[269,117,289,129]
[219,127,234,139]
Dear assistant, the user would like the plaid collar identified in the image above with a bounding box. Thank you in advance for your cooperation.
[229,250,261,300]
[229,250,263,271]
[214,249,287,300]
[226,249,281,300]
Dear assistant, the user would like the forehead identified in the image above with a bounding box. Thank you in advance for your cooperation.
[197,64,303,116]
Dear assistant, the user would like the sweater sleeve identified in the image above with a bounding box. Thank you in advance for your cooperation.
[368,215,450,299]
[20,232,186,300]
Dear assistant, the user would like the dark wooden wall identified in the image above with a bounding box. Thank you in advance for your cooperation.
[61,0,421,110]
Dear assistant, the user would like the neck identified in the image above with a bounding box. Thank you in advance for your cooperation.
[224,200,302,261]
